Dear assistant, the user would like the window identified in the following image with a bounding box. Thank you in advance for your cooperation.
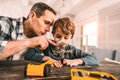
[82,21,98,51]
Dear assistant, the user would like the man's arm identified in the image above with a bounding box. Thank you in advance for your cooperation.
[0,39,30,60]
[0,36,57,60]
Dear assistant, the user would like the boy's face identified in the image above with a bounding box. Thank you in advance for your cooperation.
[53,27,72,48]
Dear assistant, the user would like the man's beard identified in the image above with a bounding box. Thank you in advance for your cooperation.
[41,32,46,35]
[26,31,37,38]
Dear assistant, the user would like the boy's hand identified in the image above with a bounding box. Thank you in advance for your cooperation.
[42,56,63,68]
[51,59,63,68]
[63,59,83,67]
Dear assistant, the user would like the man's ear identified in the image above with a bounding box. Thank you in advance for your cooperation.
[28,11,36,19]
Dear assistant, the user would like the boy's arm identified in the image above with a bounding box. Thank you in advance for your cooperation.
[70,45,98,65]
[76,50,98,65]
[24,48,44,62]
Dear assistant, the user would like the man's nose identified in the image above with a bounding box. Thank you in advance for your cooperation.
[46,26,50,32]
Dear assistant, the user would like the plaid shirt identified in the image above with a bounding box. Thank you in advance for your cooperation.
[0,16,25,60]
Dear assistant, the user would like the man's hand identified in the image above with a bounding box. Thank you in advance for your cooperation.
[47,38,57,47]
[28,36,56,50]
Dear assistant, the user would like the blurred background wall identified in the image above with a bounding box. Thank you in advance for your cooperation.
[0,0,120,51]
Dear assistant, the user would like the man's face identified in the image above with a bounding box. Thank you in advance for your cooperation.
[31,10,55,36]
[53,27,72,48]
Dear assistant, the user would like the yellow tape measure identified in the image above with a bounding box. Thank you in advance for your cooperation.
[26,60,52,77]
[71,69,118,80]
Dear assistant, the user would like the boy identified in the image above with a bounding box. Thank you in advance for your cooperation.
[24,17,98,67]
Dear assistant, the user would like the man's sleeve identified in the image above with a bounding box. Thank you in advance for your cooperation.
[24,48,44,62]
[0,41,8,54]
[0,22,9,54]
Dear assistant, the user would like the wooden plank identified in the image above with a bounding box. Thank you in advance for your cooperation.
[0,60,120,80]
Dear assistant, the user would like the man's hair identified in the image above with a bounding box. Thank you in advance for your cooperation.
[30,2,56,18]
[52,17,75,38]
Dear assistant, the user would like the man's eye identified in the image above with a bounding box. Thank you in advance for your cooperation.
[44,21,52,26]
[44,21,49,24]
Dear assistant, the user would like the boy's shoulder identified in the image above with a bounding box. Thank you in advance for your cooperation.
[65,44,76,49]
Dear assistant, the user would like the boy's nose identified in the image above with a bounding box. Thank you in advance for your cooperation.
[57,41,64,46]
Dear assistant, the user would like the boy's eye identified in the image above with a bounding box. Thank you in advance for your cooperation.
[65,36,70,39]
[65,37,69,39]
[55,34,61,38]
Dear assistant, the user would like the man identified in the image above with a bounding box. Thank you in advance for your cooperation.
[0,2,56,60]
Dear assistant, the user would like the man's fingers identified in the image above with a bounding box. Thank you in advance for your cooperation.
[47,39,57,46]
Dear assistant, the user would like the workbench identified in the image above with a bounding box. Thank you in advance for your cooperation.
[0,60,120,80]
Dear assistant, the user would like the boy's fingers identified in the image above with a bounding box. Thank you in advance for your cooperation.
[47,39,57,46]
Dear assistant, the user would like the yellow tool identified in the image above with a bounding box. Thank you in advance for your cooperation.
[71,68,118,80]
[26,60,52,77]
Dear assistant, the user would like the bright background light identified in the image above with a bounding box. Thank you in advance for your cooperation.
[83,21,98,46]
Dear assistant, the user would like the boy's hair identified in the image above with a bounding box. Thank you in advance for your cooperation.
[30,2,56,18]
[52,17,75,38]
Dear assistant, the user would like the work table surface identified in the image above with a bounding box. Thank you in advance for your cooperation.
[0,60,120,80]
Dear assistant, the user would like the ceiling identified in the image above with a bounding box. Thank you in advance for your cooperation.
[22,0,120,24]
[25,0,85,18]
[26,0,102,20]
